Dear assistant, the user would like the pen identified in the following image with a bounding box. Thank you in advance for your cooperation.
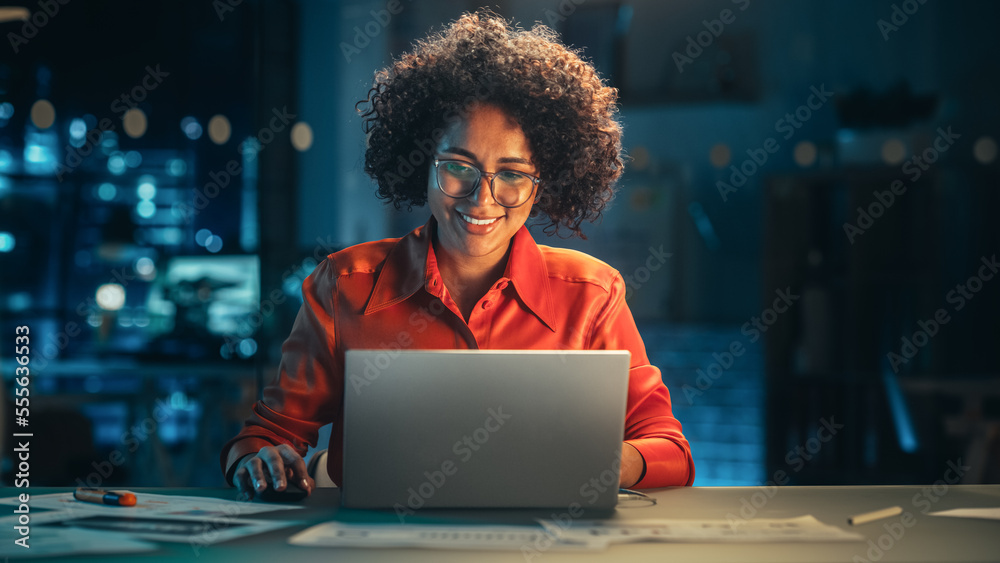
[848,505,903,525]
[73,487,137,507]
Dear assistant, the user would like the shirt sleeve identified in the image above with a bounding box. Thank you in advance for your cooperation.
[219,258,342,485]
[587,273,695,488]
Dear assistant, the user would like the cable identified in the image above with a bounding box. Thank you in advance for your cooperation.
[617,488,657,507]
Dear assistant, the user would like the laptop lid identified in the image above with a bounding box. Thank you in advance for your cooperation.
[342,349,630,511]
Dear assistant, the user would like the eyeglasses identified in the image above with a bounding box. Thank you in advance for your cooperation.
[433,159,540,208]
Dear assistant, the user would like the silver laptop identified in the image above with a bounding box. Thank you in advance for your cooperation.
[342,349,630,511]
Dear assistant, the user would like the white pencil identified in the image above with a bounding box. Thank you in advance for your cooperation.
[848,506,904,525]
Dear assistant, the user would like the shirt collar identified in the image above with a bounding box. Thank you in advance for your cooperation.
[363,217,557,332]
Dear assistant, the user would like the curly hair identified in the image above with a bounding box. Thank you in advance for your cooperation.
[357,9,624,238]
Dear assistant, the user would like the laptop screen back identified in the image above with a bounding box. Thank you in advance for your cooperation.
[342,349,630,511]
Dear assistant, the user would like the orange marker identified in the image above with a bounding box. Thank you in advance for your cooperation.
[73,488,137,507]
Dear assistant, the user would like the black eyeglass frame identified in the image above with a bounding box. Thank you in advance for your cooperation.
[432,158,541,208]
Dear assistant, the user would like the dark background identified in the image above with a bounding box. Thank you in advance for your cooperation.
[1,0,998,487]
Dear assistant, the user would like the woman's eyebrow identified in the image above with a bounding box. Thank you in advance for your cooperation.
[498,156,532,165]
[440,147,532,167]
[440,146,477,160]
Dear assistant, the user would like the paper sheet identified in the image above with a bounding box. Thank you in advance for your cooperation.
[5,508,299,545]
[0,493,305,548]
[289,515,863,552]
[48,513,299,544]
[0,492,303,519]
[0,527,158,559]
[289,522,595,551]
[928,507,1000,521]
[541,515,864,546]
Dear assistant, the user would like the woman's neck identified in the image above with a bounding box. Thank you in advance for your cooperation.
[433,238,511,321]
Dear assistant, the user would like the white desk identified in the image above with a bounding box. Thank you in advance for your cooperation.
[8,485,1000,562]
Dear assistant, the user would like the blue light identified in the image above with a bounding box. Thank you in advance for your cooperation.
[0,149,12,172]
[69,118,87,139]
[137,200,156,219]
[195,228,212,246]
[0,231,15,252]
[181,116,203,140]
[205,235,222,254]
[206,235,223,253]
[137,176,156,200]
[238,338,258,358]
[240,138,260,158]
[100,131,119,156]
[23,129,59,175]
[125,150,142,168]
[0,102,13,119]
[108,153,126,175]
[7,292,31,311]
[167,158,187,177]
[882,368,919,453]
[161,228,182,245]
[97,182,117,201]
[25,145,46,163]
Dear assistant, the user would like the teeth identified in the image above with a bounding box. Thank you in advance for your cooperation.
[459,213,499,226]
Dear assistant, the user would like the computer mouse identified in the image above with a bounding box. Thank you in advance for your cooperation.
[254,480,309,502]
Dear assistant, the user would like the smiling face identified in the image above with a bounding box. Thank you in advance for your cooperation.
[428,103,537,270]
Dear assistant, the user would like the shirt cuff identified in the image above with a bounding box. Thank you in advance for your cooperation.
[626,437,694,488]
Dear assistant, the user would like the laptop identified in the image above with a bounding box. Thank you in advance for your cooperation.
[341,349,630,511]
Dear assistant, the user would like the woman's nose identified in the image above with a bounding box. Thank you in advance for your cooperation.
[469,174,496,207]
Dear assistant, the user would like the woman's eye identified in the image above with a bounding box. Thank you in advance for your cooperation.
[446,163,477,178]
[497,171,528,184]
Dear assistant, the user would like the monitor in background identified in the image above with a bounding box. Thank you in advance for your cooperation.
[144,254,260,360]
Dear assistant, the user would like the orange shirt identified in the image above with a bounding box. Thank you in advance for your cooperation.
[221,219,694,488]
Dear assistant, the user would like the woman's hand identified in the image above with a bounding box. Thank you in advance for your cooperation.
[232,444,315,499]
[619,442,645,488]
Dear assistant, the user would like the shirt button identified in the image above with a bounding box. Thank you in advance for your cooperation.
[482,301,493,310]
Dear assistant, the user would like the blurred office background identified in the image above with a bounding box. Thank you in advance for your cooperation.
[1,0,998,487]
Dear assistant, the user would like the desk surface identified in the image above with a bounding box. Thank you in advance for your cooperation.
[6,485,1000,562]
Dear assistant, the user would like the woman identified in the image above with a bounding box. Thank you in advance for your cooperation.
[222,10,694,498]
